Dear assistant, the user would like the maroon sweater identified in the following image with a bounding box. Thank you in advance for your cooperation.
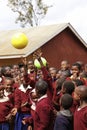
[0,97,13,123]
[74,106,87,130]
[34,95,55,130]
[14,85,31,113]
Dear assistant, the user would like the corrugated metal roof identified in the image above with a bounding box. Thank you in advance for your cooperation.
[0,23,87,59]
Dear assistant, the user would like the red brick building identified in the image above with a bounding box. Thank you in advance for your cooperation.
[0,23,87,68]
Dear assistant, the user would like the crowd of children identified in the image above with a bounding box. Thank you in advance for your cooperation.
[0,50,87,130]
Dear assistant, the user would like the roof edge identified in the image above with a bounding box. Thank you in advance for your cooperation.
[68,23,87,48]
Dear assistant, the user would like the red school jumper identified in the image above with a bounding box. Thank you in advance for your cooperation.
[74,106,87,130]
[34,94,55,130]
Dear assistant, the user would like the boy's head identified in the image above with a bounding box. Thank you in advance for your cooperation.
[74,85,87,102]
[36,69,44,80]
[4,77,13,92]
[60,94,73,110]
[71,63,81,76]
[56,77,65,92]
[1,66,12,77]
[61,60,70,71]
[50,68,57,79]
[62,80,75,95]
[27,60,35,72]
[35,80,48,98]
[73,79,84,87]
[76,61,84,72]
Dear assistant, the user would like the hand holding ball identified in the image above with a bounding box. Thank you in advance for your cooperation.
[34,57,47,69]
[11,33,28,49]
[34,59,41,69]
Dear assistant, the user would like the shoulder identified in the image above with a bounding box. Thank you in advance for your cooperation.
[74,106,87,119]
[36,98,53,112]
[54,115,70,130]
[37,97,51,107]
[56,114,67,122]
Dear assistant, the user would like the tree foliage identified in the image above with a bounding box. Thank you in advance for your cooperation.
[7,0,51,27]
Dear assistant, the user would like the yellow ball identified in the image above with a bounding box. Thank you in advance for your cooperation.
[11,32,28,49]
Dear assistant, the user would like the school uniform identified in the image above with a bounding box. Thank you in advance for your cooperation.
[4,90,15,130]
[24,73,36,89]
[52,91,62,111]
[34,94,55,130]
[14,84,32,130]
[66,76,85,85]
[30,89,37,119]
[74,106,87,130]
[70,99,80,114]
[0,96,13,130]
[4,90,14,105]
[54,110,73,130]
[41,67,55,100]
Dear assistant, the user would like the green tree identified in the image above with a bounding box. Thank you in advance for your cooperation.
[7,0,52,27]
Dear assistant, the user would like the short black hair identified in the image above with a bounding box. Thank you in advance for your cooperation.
[61,94,73,109]
[73,79,84,86]
[63,80,75,95]
[35,80,48,95]
[72,63,81,71]
[56,77,66,91]
[78,85,87,102]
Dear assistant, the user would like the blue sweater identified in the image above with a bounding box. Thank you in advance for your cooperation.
[54,110,73,130]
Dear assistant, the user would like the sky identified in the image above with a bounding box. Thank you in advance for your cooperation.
[0,0,87,43]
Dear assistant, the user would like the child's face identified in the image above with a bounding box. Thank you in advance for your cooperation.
[37,70,44,80]
[61,61,69,71]
[13,65,19,72]
[50,70,56,78]
[31,92,37,102]
[28,61,34,70]
[71,65,80,75]
[73,87,80,101]
[20,67,25,74]
[5,79,12,92]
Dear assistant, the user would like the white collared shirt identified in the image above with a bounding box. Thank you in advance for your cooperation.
[0,96,9,102]
[38,94,48,102]
[18,84,32,93]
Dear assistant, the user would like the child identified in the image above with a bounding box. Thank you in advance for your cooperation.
[21,88,37,130]
[4,77,14,104]
[67,62,85,84]
[4,77,15,130]
[0,86,13,130]
[11,71,33,130]
[61,80,78,114]
[74,85,87,130]
[52,77,65,111]
[54,94,73,130]
[1,66,12,78]
[58,60,71,78]
[34,80,55,130]
[80,64,87,86]
[61,80,75,95]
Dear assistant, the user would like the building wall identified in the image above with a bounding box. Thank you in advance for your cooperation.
[0,28,87,69]
[41,28,87,69]
[0,55,33,67]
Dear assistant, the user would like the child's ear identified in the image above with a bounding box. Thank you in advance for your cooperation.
[59,97,62,106]
[78,94,81,100]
